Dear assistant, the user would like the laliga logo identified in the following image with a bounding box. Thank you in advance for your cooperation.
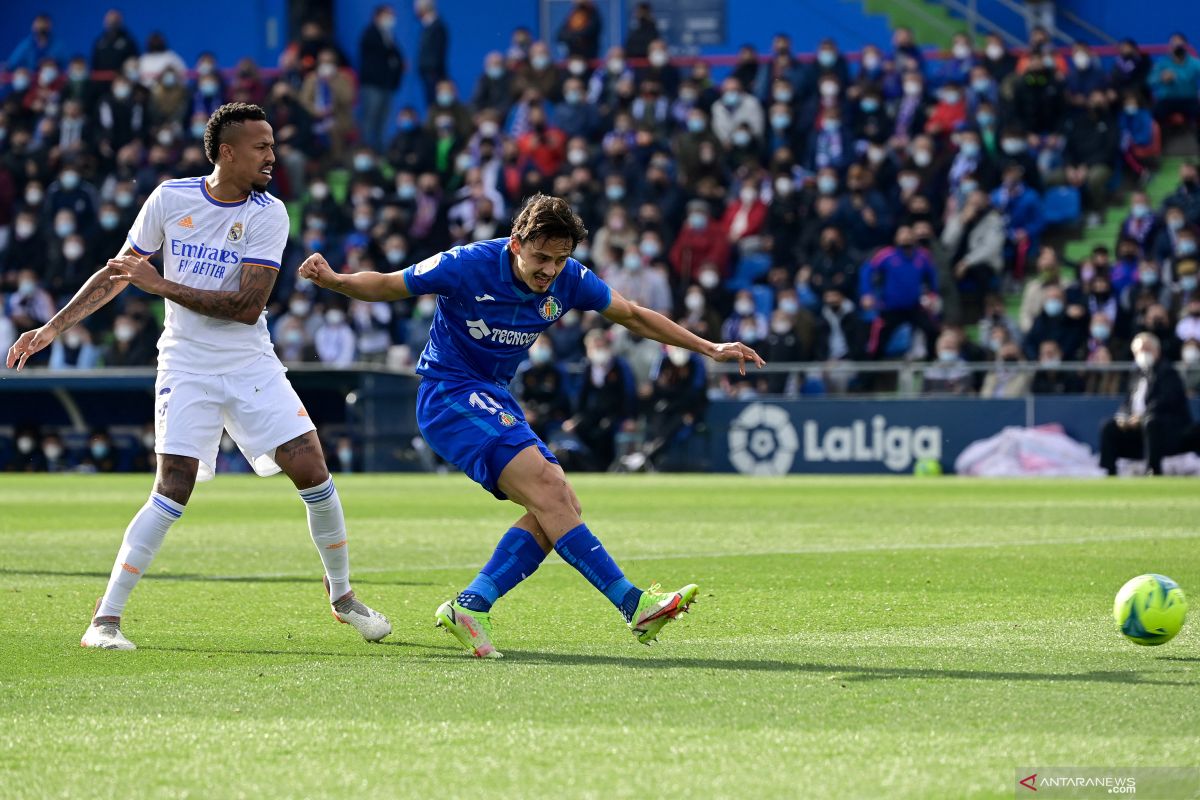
[727,405,943,474]
[804,415,941,471]
[727,403,799,476]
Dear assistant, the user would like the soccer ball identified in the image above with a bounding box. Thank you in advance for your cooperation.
[1113,574,1188,646]
[913,458,943,477]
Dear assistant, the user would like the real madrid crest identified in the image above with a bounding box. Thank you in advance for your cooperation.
[227,222,244,242]
[538,295,563,322]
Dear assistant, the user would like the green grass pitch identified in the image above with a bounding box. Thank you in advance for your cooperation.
[2,474,1198,799]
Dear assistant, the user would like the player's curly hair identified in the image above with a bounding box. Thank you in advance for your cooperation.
[510,193,588,248]
[203,103,268,164]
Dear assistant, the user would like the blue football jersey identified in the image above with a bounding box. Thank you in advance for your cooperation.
[401,238,612,385]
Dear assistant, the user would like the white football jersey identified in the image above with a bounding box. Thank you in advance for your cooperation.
[125,176,289,375]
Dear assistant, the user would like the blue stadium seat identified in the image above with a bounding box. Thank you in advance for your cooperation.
[726,253,772,291]
[1042,186,1081,226]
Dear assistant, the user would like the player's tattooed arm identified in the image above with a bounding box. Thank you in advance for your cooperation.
[106,255,278,325]
[5,244,138,370]
[297,252,412,301]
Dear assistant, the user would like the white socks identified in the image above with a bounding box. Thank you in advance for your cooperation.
[95,493,184,619]
[299,477,352,600]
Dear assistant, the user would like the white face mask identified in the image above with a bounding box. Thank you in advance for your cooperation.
[1135,351,1156,371]
[698,270,719,289]
[290,300,311,316]
[734,299,755,316]
[114,325,136,343]
[1183,346,1200,364]
[16,436,34,454]
[325,310,345,325]
[667,347,691,367]
[43,443,63,460]
[417,300,436,317]
[684,293,704,312]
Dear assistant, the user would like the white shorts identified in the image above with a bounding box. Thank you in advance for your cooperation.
[153,355,317,482]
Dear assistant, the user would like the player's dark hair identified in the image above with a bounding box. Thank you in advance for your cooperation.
[203,103,268,165]
[510,193,588,248]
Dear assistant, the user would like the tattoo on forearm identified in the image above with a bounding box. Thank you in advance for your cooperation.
[49,267,127,333]
[160,264,277,323]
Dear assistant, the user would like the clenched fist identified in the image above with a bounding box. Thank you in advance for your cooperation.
[298,252,340,290]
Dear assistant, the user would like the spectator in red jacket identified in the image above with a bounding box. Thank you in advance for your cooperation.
[670,199,731,285]
[925,82,967,137]
[516,105,566,177]
[719,183,767,253]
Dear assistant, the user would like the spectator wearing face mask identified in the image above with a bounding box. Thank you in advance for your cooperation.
[3,212,44,286]
[314,305,357,367]
[388,108,434,174]
[1164,162,1200,227]
[47,166,97,231]
[720,183,768,253]
[1031,339,1083,394]
[981,342,1032,398]
[1013,50,1066,135]
[1023,284,1086,361]
[925,82,967,137]
[670,200,730,285]
[1087,309,1127,361]
[722,289,768,345]
[6,14,66,73]
[560,329,636,471]
[92,10,140,77]
[1100,332,1198,475]
[677,285,724,341]
[78,429,117,473]
[1118,191,1162,258]
[1064,90,1118,227]
[4,425,46,472]
[806,106,851,172]
[555,78,600,141]
[349,296,393,365]
[1150,33,1200,141]
[38,433,69,473]
[924,329,973,395]
[710,77,764,148]
[1167,259,1200,320]
[96,74,148,157]
[622,345,708,471]
[860,225,941,359]
[357,5,405,153]
[301,49,355,163]
[942,189,1005,321]
[759,309,808,394]
[1180,338,1200,389]
[473,51,514,115]
[517,338,571,440]
[991,162,1044,279]
[47,233,91,299]
[7,271,56,352]
[103,313,154,366]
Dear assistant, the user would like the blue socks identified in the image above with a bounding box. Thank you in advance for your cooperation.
[554,523,643,623]
[456,527,547,613]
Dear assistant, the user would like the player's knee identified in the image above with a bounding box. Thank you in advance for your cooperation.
[155,455,198,505]
[528,463,575,514]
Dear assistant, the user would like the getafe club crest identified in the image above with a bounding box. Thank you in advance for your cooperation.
[227,222,244,242]
[498,412,517,427]
[538,295,563,322]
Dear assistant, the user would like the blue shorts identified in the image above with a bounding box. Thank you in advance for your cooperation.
[416,378,558,500]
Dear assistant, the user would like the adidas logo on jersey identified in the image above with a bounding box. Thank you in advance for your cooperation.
[178,216,194,228]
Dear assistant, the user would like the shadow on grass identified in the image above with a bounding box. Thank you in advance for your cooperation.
[141,640,462,658]
[492,650,1196,687]
[0,568,432,587]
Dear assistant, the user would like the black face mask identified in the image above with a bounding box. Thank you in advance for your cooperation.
[1174,46,1187,58]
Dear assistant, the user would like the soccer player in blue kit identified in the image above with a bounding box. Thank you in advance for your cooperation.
[299,195,763,657]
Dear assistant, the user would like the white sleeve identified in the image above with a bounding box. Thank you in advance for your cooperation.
[125,186,166,256]
[242,202,289,272]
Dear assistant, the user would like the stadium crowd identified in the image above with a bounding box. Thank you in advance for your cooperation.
[3,2,1200,470]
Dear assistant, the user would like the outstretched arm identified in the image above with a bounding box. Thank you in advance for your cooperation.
[106,254,276,325]
[601,289,765,376]
[297,252,413,301]
[5,244,140,370]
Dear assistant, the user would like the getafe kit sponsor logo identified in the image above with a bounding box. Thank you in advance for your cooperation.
[465,318,540,346]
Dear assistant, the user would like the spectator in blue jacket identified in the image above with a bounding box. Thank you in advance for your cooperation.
[1150,33,1200,137]
[1119,91,1155,181]
[860,225,941,358]
[991,162,1045,278]
[6,14,67,72]
[1065,44,1108,106]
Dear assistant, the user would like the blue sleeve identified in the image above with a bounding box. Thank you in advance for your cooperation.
[572,261,612,312]
[400,248,464,297]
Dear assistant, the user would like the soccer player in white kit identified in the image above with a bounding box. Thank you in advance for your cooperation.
[6,103,391,649]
